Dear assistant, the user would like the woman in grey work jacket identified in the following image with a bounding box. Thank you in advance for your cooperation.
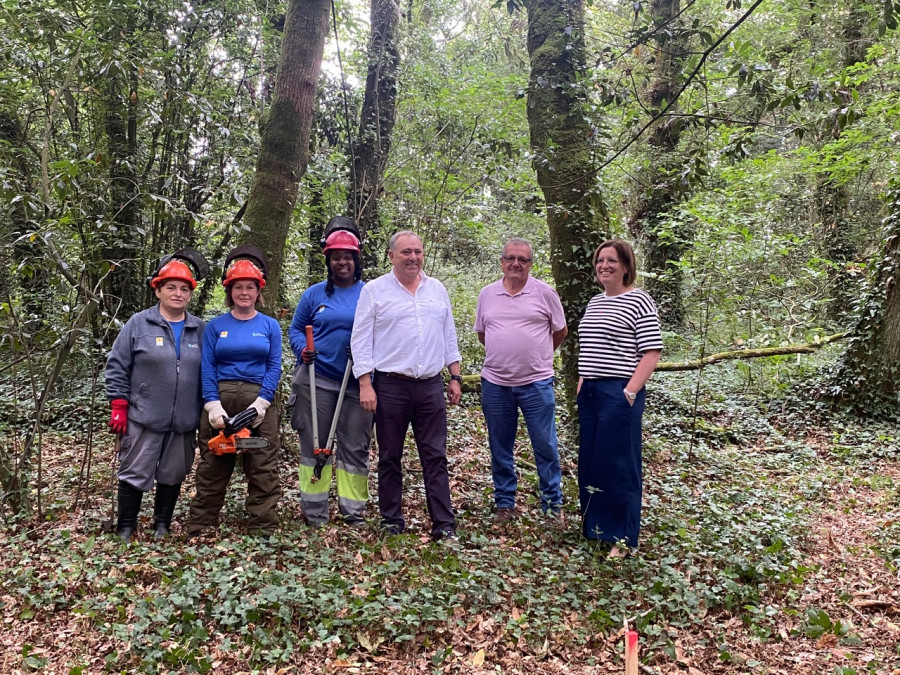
[105,253,207,541]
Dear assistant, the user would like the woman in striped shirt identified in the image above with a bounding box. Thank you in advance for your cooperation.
[577,239,663,556]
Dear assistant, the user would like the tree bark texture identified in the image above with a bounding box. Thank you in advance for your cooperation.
[819,1,875,319]
[822,181,900,416]
[0,109,45,333]
[350,0,401,268]
[627,0,690,329]
[101,75,143,319]
[241,0,331,309]
[525,0,605,411]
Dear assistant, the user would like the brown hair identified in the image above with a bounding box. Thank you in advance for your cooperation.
[224,280,265,308]
[593,239,637,287]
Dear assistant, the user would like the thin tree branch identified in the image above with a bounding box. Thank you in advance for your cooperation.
[596,0,766,174]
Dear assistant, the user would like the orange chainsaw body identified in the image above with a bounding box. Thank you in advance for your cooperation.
[208,427,251,455]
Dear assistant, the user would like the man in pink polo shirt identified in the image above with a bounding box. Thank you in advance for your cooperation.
[474,238,568,522]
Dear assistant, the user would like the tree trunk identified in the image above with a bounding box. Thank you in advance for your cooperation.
[525,0,605,412]
[0,109,46,340]
[240,0,331,309]
[350,0,402,268]
[821,181,900,416]
[627,0,690,329]
[101,74,143,319]
[820,1,875,319]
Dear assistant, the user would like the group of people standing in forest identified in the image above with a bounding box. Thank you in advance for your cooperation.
[105,219,662,556]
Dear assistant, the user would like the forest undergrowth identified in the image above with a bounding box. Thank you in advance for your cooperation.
[0,372,898,675]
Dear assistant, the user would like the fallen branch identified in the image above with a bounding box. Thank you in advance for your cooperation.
[656,333,847,372]
[455,333,847,394]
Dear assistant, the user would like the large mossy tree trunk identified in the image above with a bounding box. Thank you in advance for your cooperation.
[627,0,690,329]
[240,0,331,309]
[525,0,605,413]
[349,0,401,268]
[821,181,900,417]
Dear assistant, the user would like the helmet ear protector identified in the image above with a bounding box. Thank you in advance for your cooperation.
[148,248,211,290]
[221,245,269,288]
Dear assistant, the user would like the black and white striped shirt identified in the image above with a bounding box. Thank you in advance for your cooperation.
[578,289,663,379]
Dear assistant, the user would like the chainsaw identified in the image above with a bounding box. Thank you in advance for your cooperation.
[208,407,271,455]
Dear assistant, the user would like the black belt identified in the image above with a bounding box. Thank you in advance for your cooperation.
[376,370,438,382]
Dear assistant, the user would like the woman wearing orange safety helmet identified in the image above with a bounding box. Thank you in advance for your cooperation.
[185,250,283,539]
[105,253,207,542]
[289,223,373,527]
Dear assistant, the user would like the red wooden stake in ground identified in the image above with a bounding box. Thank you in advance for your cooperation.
[625,629,638,675]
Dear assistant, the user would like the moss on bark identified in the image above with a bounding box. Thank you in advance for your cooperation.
[240,0,332,310]
[525,0,605,416]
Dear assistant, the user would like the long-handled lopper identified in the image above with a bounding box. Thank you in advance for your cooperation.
[313,353,353,482]
[305,325,324,482]
[306,325,354,483]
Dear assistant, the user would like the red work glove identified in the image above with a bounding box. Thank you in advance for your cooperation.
[109,398,129,435]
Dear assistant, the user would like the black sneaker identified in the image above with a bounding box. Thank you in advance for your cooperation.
[116,527,135,543]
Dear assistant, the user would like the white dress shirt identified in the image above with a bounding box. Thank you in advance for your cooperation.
[351,270,461,380]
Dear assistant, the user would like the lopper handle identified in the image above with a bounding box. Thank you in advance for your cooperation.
[305,325,315,352]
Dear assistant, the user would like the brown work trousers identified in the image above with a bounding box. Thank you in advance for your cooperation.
[186,381,281,535]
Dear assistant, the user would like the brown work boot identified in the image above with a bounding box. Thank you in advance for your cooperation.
[494,507,517,523]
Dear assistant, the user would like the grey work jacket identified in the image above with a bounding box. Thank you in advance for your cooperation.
[105,305,206,433]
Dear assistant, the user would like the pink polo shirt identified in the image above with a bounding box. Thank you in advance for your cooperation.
[474,276,567,387]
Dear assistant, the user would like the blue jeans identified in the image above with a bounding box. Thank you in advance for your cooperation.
[481,377,563,512]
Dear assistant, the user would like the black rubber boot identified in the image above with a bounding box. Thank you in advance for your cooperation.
[153,483,182,538]
[116,481,144,542]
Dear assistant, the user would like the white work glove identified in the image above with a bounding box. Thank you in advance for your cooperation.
[249,396,271,428]
[204,400,227,429]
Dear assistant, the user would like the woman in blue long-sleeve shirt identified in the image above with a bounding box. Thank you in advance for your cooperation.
[185,255,283,539]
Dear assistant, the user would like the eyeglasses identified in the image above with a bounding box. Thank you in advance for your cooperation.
[594,257,620,265]
[501,256,533,265]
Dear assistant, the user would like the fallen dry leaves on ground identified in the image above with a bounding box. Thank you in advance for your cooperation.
[1,408,898,674]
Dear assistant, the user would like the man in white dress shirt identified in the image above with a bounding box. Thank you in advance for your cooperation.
[351,231,462,540]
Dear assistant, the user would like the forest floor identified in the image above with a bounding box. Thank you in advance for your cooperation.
[1,388,898,674]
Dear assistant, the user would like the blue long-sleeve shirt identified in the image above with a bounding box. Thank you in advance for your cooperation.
[288,280,363,382]
[202,312,282,403]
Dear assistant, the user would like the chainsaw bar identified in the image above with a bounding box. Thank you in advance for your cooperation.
[234,437,270,450]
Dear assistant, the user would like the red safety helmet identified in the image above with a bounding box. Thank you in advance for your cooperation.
[323,230,361,254]
[223,259,266,289]
[151,260,197,290]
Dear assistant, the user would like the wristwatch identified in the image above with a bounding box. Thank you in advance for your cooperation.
[624,389,636,401]
[450,375,463,383]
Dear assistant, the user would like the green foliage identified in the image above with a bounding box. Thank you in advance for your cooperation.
[794,607,856,641]
[818,179,900,416]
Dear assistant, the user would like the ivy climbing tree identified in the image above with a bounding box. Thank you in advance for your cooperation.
[524,0,605,408]
[821,179,900,417]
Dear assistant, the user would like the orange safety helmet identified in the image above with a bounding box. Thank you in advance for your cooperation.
[323,230,361,254]
[223,259,266,289]
[151,260,197,289]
